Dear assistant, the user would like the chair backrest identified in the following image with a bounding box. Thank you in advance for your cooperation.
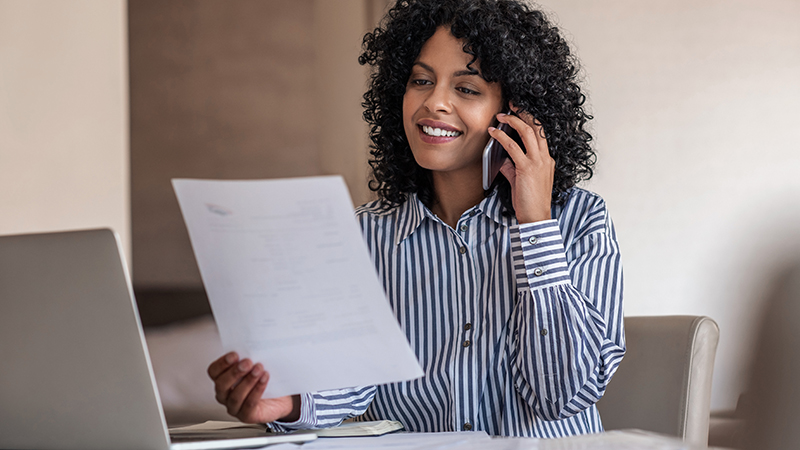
[596,315,719,447]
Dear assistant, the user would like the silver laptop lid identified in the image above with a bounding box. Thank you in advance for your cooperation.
[0,229,170,450]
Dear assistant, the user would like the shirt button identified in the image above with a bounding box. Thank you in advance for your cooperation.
[459,246,467,255]
[533,267,544,276]
[528,236,538,245]
[460,223,468,232]
[464,323,472,331]
[541,328,548,336]
[463,340,471,347]
[469,210,477,217]
[463,422,472,431]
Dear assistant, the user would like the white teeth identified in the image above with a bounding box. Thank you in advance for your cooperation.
[422,126,460,137]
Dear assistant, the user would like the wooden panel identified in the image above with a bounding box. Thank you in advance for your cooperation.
[129,0,320,288]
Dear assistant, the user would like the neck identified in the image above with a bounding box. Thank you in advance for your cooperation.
[428,169,485,229]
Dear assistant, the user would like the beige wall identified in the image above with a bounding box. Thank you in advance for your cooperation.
[0,0,130,258]
[537,0,800,410]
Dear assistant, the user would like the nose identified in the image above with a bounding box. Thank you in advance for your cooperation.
[423,83,452,114]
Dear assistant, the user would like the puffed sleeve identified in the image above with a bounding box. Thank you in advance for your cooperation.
[508,193,625,421]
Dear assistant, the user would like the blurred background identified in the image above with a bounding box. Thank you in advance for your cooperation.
[1,0,799,425]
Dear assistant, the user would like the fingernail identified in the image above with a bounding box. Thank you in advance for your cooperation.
[488,126,496,132]
[238,361,250,371]
[225,353,237,364]
[497,113,506,117]
[251,365,263,377]
[260,374,268,383]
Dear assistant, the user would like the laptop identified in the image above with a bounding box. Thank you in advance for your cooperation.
[0,228,316,450]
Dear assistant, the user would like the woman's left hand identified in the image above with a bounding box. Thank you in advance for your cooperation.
[489,108,554,224]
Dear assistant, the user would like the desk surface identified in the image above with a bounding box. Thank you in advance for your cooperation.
[291,429,700,450]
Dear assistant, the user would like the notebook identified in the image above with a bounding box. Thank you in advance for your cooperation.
[0,228,316,450]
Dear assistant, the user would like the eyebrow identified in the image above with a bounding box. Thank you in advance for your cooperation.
[412,61,480,78]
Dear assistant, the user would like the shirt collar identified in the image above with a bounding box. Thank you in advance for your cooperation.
[480,189,510,227]
[393,193,427,246]
[394,190,512,245]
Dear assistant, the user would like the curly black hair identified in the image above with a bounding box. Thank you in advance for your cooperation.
[359,0,595,212]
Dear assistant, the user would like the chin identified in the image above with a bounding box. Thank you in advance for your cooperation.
[411,152,451,172]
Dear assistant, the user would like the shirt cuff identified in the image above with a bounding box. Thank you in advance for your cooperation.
[517,220,571,290]
[270,392,316,431]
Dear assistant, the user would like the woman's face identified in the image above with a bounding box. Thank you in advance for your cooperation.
[403,27,504,181]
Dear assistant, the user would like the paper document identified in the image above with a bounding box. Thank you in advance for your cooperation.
[173,177,423,397]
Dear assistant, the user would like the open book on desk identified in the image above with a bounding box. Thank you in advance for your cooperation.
[312,420,404,437]
[169,420,404,439]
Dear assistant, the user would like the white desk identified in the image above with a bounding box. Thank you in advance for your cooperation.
[288,429,698,450]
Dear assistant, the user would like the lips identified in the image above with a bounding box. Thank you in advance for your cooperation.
[416,119,462,144]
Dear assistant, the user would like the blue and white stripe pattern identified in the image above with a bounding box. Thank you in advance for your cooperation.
[273,187,625,437]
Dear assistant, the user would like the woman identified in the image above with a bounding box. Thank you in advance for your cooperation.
[207,0,624,438]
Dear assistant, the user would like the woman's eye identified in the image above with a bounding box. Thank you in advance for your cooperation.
[411,79,432,86]
[457,87,479,95]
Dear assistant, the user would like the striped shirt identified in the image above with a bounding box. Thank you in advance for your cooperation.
[274,187,625,437]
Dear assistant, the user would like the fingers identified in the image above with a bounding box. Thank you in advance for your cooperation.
[237,371,270,421]
[496,112,549,160]
[208,351,238,379]
[226,363,268,417]
[509,104,540,131]
[509,103,544,138]
[505,103,549,159]
[211,355,256,406]
[488,123,525,164]
[208,352,239,405]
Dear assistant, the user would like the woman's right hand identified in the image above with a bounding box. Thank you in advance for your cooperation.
[207,352,301,424]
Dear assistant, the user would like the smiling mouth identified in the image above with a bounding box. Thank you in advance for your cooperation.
[420,125,462,137]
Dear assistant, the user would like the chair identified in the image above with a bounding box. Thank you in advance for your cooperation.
[596,315,720,447]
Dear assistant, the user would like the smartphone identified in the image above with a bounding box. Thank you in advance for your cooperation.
[482,115,525,190]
